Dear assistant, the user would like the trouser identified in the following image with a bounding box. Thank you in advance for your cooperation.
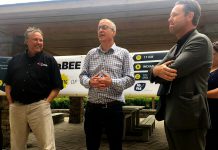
[84,101,124,150]
[9,100,55,150]
[205,128,218,150]
[164,122,207,150]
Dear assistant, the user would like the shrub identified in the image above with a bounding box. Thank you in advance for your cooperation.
[125,96,159,109]
[51,96,70,109]
[51,96,159,109]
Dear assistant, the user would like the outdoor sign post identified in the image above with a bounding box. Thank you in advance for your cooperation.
[131,51,167,108]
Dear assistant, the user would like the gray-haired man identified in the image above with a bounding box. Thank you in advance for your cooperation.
[5,27,63,150]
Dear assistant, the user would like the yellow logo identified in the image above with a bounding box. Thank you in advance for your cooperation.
[0,80,2,86]
[61,73,69,88]
[136,55,142,61]
[135,64,141,70]
[134,74,141,80]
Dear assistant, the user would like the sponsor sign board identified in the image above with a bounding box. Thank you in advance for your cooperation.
[0,51,168,96]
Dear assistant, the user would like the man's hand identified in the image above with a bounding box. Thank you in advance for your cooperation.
[153,60,177,81]
[5,85,13,105]
[89,74,102,88]
[89,73,112,90]
[98,73,112,90]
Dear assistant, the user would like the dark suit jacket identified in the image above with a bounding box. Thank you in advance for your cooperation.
[150,30,212,130]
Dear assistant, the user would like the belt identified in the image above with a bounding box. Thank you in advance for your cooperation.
[87,101,124,109]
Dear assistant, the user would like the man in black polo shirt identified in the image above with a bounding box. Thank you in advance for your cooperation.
[4,27,63,150]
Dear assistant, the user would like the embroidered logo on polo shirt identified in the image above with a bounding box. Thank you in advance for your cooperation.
[37,62,48,67]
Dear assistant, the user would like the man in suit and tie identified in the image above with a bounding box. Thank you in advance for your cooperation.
[149,0,213,149]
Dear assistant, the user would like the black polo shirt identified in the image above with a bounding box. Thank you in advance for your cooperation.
[4,50,63,104]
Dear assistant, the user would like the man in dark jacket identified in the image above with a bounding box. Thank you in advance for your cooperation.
[149,0,212,149]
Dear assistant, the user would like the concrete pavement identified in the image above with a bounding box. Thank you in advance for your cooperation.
[26,117,168,150]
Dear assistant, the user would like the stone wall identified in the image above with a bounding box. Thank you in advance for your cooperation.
[69,97,84,124]
[0,96,10,148]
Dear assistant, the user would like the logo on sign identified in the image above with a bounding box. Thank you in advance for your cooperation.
[134,83,146,91]
[61,73,69,88]
[136,55,142,61]
[135,64,141,70]
[134,74,141,80]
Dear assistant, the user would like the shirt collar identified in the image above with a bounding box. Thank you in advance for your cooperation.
[177,29,195,46]
[25,49,43,60]
[98,43,116,54]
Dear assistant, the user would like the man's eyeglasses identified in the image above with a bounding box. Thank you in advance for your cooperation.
[98,25,114,31]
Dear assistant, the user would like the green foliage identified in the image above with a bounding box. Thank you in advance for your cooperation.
[125,96,159,109]
[51,96,159,109]
[51,96,70,109]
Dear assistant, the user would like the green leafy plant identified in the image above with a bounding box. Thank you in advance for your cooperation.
[51,96,159,109]
[125,96,159,109]
[51,96,70,109]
